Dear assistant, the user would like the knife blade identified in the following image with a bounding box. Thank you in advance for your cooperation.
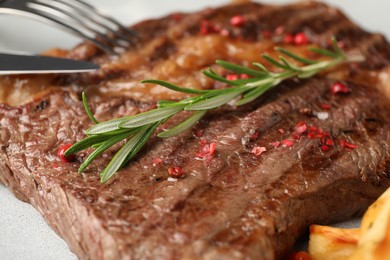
[0,52,99,75]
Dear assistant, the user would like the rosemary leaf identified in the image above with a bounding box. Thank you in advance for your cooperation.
[331,38,343,55]
[86,116,133,135]
[233,77,266,85]
[245,77,277,88]
[216,60,266,77]
[185,90,242,110]
[236,83,274,106]
[141,80,207,94]
[100,124,155,183]
[157,100,178,107]
[252,62,270,74]
[91,143,103,149]
[78,130,135,172]
[275,47,316,64]
[65,134,112,156]
[202,69,241,86]
[199,88,234,99]
[262,54,290,69]
[82,92,99,124]
[279,56,302,72]
[120,106,185,128]
[158,110,207,138]
[308,47,339,58]
[122,122,160,166]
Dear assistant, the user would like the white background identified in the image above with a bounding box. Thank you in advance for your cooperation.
[0,1,388,259]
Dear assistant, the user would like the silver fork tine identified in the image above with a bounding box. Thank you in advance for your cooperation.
[25,2,116,54]
[47,0,138,45]
[71,0,139,40]
[31,0,130,49]
[0,0,139,54]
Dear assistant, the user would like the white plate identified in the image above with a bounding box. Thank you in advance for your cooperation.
[0,1,388,259]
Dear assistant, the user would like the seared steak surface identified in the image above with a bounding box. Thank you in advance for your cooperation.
[1,2,390,259]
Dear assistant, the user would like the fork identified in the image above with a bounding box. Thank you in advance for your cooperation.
[0,0,139,54]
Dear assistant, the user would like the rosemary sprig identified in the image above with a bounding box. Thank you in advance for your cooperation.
[65,39,363,183]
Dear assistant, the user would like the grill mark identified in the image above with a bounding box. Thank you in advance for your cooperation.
[294,8,347,35]
[364,37,390,68]
[319,19,355,44]
[328,87,383,134]
[363,117,384,136]
[320,25,389,69]
[183,2,266,32]
[335,25,372,50]
[240,79,329,136]
[248,3,328,33]
[275,6,335,35]
[163,2,349,44]
[353,33,384,55]
[340,33,390,69]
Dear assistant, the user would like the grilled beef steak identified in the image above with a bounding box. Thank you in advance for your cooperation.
[1,2,390,259]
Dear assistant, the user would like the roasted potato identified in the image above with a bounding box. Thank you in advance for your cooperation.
[308,187,390,260]
[349,187,390,260]
[308,225,359,260]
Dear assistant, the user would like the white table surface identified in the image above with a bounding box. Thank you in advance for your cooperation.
[0,1,388,259]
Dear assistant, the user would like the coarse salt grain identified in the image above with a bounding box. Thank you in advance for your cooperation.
[317,112,329,121]
[167,177,178,182]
